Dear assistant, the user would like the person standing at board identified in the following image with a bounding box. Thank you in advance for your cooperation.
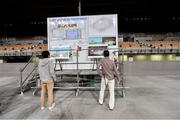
[97,50,120,110]
[38,51,56,110]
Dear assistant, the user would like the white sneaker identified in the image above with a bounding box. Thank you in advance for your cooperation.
[49,103,55,110]
[41,107,45,110]
[99,101,103,105]
[98,100,103,105]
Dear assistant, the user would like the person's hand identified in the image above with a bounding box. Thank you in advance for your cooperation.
[117,79,120,85]
[53,78,57,82]
[116,77,121,85]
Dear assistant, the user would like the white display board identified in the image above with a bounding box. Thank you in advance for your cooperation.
[47,14,118,69]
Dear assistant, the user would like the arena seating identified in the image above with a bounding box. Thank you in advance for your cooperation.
[119,39,180,49]
[0,43,48,52]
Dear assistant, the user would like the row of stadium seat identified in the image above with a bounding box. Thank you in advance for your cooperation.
[119,40,180,49]
[0,43,47,52]
[0,39,180,52]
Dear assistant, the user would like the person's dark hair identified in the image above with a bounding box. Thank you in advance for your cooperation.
[42,51,50,58]
[103,50,109,57]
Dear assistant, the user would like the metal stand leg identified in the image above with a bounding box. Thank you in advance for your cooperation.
[33,75,40,96]
[54,59,63,71]
[118,49,127,98]
[75,89,79,96]
[122,89,126,97]
[55,59,63,80]
[76,50,80,96]
[33,88,39,96]
[20,91,24,96]
[92,58,98,71]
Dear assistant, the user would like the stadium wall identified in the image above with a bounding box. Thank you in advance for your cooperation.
[124,61,180,76]
[1,62,180,77]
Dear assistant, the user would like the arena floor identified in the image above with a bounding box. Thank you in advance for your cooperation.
[0,75,180,119]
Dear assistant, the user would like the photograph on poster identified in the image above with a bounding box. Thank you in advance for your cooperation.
[52,28,64,38]
[103,37,116,46]
[88,15,117,36]
[66,29,81,40]
[50,45,70,59]
[88,37,103,44]
[88,45,107,58]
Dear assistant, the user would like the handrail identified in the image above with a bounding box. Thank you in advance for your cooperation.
[20,54,35,72]
[21,64,38,86]
[20,54,38,95]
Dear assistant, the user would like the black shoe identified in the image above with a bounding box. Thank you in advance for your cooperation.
[109,108,113,111]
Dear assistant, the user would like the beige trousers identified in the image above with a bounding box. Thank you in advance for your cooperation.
[99,78,115,109]
[40,80,54,107]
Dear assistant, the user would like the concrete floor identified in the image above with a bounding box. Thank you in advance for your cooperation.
[0,75,180,119]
